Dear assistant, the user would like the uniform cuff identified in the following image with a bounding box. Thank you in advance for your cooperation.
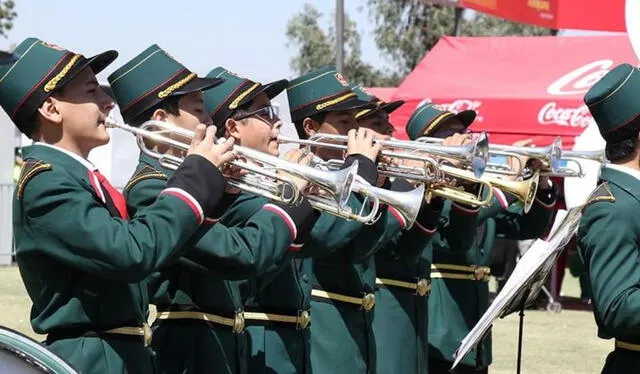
[535,181,557,209]
[263,199,319,250]
[343,154,377,186]
[209,192,240,221]
[414,197,443,234]
[452,202,480,215]
[166,154,226,218]
[492,187,518,209]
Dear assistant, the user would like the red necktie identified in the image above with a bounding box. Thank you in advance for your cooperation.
[93,170,129,219]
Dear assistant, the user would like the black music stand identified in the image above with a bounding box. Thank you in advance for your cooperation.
[450,208,582,374]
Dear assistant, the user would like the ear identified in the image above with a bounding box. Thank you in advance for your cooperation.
[151,108,168,121]
[225,117,240,140]
[36,97,63,125]
[303,117,319,137]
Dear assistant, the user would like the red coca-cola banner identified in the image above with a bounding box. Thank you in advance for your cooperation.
[389,35,639,148]
[460,0,625,32]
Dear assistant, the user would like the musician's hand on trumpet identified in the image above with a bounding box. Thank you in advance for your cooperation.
[440,133,474,168]
[505,139,551,188]
[346,128,384,162]
[188,124,238,168]
[278,148,315,192]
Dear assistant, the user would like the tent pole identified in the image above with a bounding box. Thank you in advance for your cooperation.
[336,0,345,73]
[453,7,464,36]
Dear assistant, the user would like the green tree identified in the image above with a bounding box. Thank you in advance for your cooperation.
[285,3,401,87]
[0,1,16,38]
[367,1,553,76]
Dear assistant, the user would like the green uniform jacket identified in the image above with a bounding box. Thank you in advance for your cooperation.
[242,176,376,372]
[14,145,221,374]
[577,166,640,374]
[221,154,383,374]
[373,194,487,374]
[428,185,557,370]
[310,177,441,374]
[125,153,316,374]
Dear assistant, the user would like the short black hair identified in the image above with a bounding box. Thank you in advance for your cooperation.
[215,100,254,138]
[293,112,327,140]
[27,89,71,139]
[604,118,640,163]
[130,95,181,127]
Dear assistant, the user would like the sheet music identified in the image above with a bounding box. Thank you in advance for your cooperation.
[452,208,583,370]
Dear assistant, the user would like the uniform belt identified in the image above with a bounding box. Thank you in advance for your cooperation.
[375,277,431,296]
[46,323,152,347]
[615,340,640,352]
[244,309,311,330]
[431,263,491,282]
[155,311,245,334]
[311,289,376,311]
[155,309,312,332]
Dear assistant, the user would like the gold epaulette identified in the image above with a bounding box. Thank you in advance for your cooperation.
[582,182,615,212]
[16,160,52,200]
[124,165,167,192]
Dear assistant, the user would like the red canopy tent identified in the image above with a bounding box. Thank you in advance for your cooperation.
[459,0,625,32]
[363,87,396,103]
[389,35,638,148]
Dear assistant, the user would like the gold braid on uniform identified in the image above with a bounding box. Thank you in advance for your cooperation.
[124,165,167,193]
[581,182,615,212]
[16,160,52,200]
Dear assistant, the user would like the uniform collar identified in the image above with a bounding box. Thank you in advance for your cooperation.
[34,142,97,171]
[604,163,640,183]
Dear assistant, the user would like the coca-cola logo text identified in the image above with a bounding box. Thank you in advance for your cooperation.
[538,102,593,128]
[547,60,614,96]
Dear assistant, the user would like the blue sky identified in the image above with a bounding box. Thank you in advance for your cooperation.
[1,1,612,84]
[0,0,385,83]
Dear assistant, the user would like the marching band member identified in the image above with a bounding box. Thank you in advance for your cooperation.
[114,49,319,373]
[288,67,442,374]
[199,66,323,374]
[5,38,236,373]
[579,63,640,374]
[404,104,558,374]
[352,86,483,374]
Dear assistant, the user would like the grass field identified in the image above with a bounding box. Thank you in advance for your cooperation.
[0,266,610,373]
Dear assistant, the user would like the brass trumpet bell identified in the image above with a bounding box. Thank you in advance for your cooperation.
[485,172,540,213]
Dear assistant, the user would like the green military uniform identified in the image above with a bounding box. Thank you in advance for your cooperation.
[286,67,443,374]
[111,56,318,374]
[5,38,228,373]
[200,66,377,374]
[348,85,440,374]
[405,105,558,373]
[578,63,640,374]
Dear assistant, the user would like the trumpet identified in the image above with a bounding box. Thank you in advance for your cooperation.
[346,178,425,228]
[487,137,563,176]
[427,164,494,207]
[543,149,607,178]
[278,131,489,180]
[105,118,366,220]
[308,156,423,226]
[312,157,494,208]
[485,172,540,213]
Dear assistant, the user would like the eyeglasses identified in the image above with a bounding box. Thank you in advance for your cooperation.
[234,105,280,126]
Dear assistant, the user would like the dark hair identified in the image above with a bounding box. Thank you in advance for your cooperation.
[215,100,254,138]
[130,95,181,127]
[604,118,640,163]
[294,112,326,140]
[27,89,71,139]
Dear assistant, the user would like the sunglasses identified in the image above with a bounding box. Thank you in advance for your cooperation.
[431,127,470,139]
[235,105,280,126]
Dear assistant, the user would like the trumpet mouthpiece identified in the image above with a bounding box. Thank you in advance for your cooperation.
[104,117,117,129]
